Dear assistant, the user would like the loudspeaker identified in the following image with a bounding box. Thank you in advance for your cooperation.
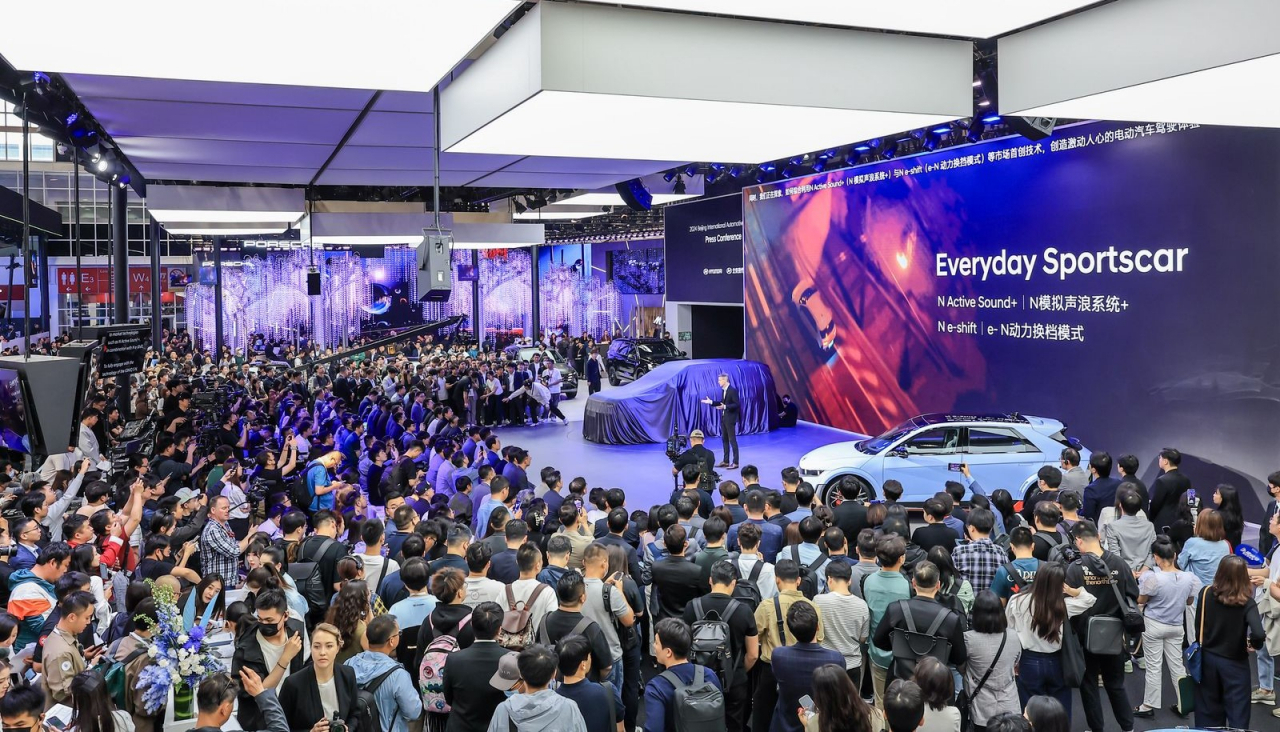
[614,178,653,211]
[1007,116,1057,141]
[306,268,321,296]
[418,231,453,302]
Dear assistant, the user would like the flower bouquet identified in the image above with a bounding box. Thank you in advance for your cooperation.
[135,580,227,716]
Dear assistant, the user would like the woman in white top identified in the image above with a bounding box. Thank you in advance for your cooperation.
[912,656,961,732]
[1134,536,1201,716]
[220,460,251,539]
[1005,561,1096,721]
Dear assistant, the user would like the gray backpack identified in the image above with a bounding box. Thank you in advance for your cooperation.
[660,666,725,732]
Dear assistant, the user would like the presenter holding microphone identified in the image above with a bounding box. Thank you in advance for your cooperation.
[701,372,740,469]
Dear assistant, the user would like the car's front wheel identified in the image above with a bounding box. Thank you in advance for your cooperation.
[607,367,621,386]
[821,475,877,507]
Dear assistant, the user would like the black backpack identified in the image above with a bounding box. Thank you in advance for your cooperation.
[889,600,955,680]
[730,556,764,611]
[789,545,827,600]
[660,666,726,732]
[935,578,969,630]
[354,667,398,732]
[286,536,336,613]
[689,597,741,683]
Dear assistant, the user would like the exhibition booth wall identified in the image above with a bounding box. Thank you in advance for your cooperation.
[743,119,1280,517]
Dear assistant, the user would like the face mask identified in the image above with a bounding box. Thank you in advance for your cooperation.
[259,621,281,637]
[504,688,518,698]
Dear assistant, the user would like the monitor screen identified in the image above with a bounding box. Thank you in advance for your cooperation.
[0,369,30,453]
[456,264,478,282]
[168,268,191,287]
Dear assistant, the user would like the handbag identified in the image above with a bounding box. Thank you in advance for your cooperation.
[1083,556,1138,655]
[1061,615,1086,687]
[960,632,1008,732]
[1184,587,1209,683]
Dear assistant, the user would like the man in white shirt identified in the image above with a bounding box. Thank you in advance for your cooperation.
[508,543,557,633]
[360,521,400,594]
[463,542,505,608]
[735,523,778,601]
[545,363,565,424]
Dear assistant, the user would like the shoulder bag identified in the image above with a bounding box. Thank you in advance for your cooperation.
[960,632,1008,732]
[1184,587,1209,682]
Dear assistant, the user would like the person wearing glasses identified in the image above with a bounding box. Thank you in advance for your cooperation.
[9,519,42,572]
[194,668,290,732]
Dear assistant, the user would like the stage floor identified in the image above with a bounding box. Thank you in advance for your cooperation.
[496,383,856,509]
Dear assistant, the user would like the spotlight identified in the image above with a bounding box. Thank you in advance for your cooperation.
[704,171,719,185]
[811,159,827,173]
[96,158,109,172]
[972,79,982,88]
[728,165,744,178]
[119,175,130,186]
[682,164,698,178]
[755,169,769,184]
[709,163,725,173]
[932,125,953,135]
[111,173,119,182]
[966,118,986,143]
[817,149,836,160]
[759,162,776,173]
[978,99,991,108]
[853,144,872,152]
[662,171,676,183]
[981,114,1001,124]
[65,112,79,126]
[880,139,899,160]
[513,199,528,215]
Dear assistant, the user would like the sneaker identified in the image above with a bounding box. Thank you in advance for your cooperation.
[1272,706,1280,718]
[1136,657,1146,670]
[1124,660,1133,673]
[1252,689,1276,705]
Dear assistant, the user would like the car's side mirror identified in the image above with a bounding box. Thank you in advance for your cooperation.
[888,447,909,459]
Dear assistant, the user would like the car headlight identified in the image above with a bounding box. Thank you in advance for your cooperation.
[800,468,823,477]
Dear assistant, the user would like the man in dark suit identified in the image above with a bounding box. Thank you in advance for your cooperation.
[1081,452,1123,524]
[1259,472,1280,557]
[1148,447,1191,532]
[911,498,958,554]
[1116,454,1150,512]
[441,602,509,732]
[585,351,603,395]
[650,525,707,620]
[771,602,844,732]
[596,508,643,583]
[702,373,740,469]
[832,474,870,543]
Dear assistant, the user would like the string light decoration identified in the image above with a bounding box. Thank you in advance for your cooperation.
[479,248,532,346]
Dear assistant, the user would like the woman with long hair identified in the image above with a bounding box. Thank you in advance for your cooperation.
[991,490,1021,533]
[1213,484,1244,548]
[1194,555,1266,729]
[178,573,225,630]
[324,579,370,666]
[927,545,974,615]
[1023,695,1069,732]
[1178,508,1231,587]
[68,669,135,732]
[799,663,884,732]
[964,591,1022,731]
[1004,561,1096,717]
[912,656,960,732]
[1134,536,1201,718]
[69,543,110,633]
[279,623,359,732]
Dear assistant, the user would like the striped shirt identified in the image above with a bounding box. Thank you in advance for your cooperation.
[814,592,870,669]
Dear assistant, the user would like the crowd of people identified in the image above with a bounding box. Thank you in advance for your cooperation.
[0,331,1275,732]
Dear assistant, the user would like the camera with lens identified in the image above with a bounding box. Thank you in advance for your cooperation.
[665,433,688,462]
[0,545,15,558]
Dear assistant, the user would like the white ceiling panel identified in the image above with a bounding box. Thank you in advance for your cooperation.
[0,0,519,91]
[571,0,1103,38]
[140,164,315,185]
[1017,54,1280,128]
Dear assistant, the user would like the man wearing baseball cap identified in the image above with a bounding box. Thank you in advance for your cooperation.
[488,646,587,732]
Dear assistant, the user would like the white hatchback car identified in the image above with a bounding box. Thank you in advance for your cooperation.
[800,413,1089,505]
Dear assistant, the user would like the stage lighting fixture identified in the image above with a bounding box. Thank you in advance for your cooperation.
[1005,116,1057,141]
[760,162,776,173]
[755,169,769,184]
[614,178,653,210]
[818,149,836,160]
[981,114,1001,124]
[811,159,827,173]
[972,79,982,88]
[880,139,898,159]
[704,171,719,185]
[65,112,78,126]
[513,199,528,214]
[728,165,744,178]
[978,99,991,108]
[966,118,986,143]
[662,171,676,183]
[854,144,872,152]
[96,158,109,172]
[120,175,130,185]
[682,164,698,178]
